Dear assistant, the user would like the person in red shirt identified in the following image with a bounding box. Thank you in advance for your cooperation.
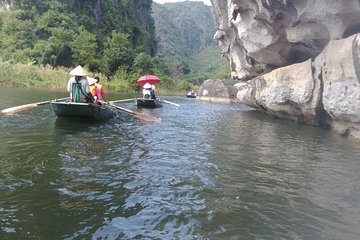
[89,76,105,102]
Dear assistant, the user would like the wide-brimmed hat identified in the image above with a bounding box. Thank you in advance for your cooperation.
[143,83,152,89]
[87,77,97,85]
[70,65,88,77]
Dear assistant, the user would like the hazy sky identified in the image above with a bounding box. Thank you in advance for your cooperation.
[153,0,211,6]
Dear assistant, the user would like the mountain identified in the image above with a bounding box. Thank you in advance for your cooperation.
[152,1,228,77]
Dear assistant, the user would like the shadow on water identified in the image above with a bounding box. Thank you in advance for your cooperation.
[54,117,100,132]
[196,105,360,240]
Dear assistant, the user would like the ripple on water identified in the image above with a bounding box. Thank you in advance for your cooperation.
[2,95,360,239]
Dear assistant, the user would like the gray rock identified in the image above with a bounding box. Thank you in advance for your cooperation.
[317,34,360,138]
[236,59,324,125]
[198,79,239,103]
[234,34,360,139]
[211,0,360,140]
[211,0,360,80]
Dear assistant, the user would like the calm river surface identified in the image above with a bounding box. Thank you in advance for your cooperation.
[1,88,360,240]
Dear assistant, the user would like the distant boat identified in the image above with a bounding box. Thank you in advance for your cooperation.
[186,91,197,98]
[136,74,162,108]
[186,94,197,98]
[51,102,115,121]
[136,98,163,108]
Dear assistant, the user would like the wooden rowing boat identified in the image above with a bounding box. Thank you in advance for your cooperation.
[136,98,163,108]
[51,102,115,121]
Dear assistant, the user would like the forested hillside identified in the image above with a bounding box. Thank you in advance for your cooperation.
[152,1,229,79]
[0,0,159,77]
[0,0,229,92]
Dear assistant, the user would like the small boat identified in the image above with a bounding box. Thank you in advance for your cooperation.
[136,98,163,108]
[186,90,197,98]
[51,101,115,121]
[186,94,197,98]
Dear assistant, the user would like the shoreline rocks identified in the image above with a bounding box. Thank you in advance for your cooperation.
[236,34,360,140]
[210,0,360,140]
[198,79,239,104]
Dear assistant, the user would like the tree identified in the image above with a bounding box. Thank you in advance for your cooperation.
[168,59,191,78]
[36,9,76,39]
[102,31,134,76]
[0,10,35,62]
[47,27,75,67]
[71,26,97,67]
[133,52,153,74]
[150,55,170,76]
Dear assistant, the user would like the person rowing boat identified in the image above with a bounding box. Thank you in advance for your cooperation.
[67,65,94,103]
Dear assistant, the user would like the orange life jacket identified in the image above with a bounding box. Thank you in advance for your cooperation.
[90,84,96,97]
[90,83,105,100]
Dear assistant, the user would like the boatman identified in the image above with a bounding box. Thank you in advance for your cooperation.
[150,84,156,99]
[67,65,93,103]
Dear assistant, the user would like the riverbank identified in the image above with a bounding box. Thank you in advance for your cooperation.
[0,62,68,89]
[0,61,188,95]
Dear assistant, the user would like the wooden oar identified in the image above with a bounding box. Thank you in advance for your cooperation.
[102,101,161,123]
[1,97,69,114]
[111,98,135,103]
[161,99,180,107]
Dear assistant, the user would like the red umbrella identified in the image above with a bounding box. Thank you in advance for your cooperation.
[137,75,161,85]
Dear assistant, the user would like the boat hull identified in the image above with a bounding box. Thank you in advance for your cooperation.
[136,98,162,108]
[186,95,197,98]
[51,102,115,121]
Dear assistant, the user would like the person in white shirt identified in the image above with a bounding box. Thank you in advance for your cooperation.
[67,65,92,103]
[142,83,152,99]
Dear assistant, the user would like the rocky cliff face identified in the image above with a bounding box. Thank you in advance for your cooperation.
[0,0,11,11]
[211,0,360,140]
[236,34,360,139]
[211,0,360,80]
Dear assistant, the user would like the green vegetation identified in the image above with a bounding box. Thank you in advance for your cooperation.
[0,59,193,93]
[152,2,229,80]
[0,0,230,92]
[0,61,68,89]
[152,2,215,64]
[0,1,156,73]
[191,46,229,77]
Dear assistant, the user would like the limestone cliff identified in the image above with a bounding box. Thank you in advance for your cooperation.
[211,0,360,139]
[211,0,360,79]
[0,0,11,10]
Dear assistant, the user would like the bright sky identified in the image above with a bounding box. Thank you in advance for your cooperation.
[153,0,211,6]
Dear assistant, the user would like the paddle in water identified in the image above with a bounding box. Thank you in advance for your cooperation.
[1,97,69,114]
[111,98,135,103]
[161,99,180,107]
[100,101,161,123]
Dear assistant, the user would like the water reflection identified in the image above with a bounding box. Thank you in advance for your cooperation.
[202,110,360,239]
[1,90,360,239]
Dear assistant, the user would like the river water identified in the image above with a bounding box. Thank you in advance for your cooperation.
[1,88,360,240]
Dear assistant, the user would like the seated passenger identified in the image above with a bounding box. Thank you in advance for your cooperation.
[150,84,156,99]
[88,76,105,104]
[143,83,152,99]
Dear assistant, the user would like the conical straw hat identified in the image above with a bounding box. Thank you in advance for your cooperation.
[70,65,88,77]
[143,83,152,89]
